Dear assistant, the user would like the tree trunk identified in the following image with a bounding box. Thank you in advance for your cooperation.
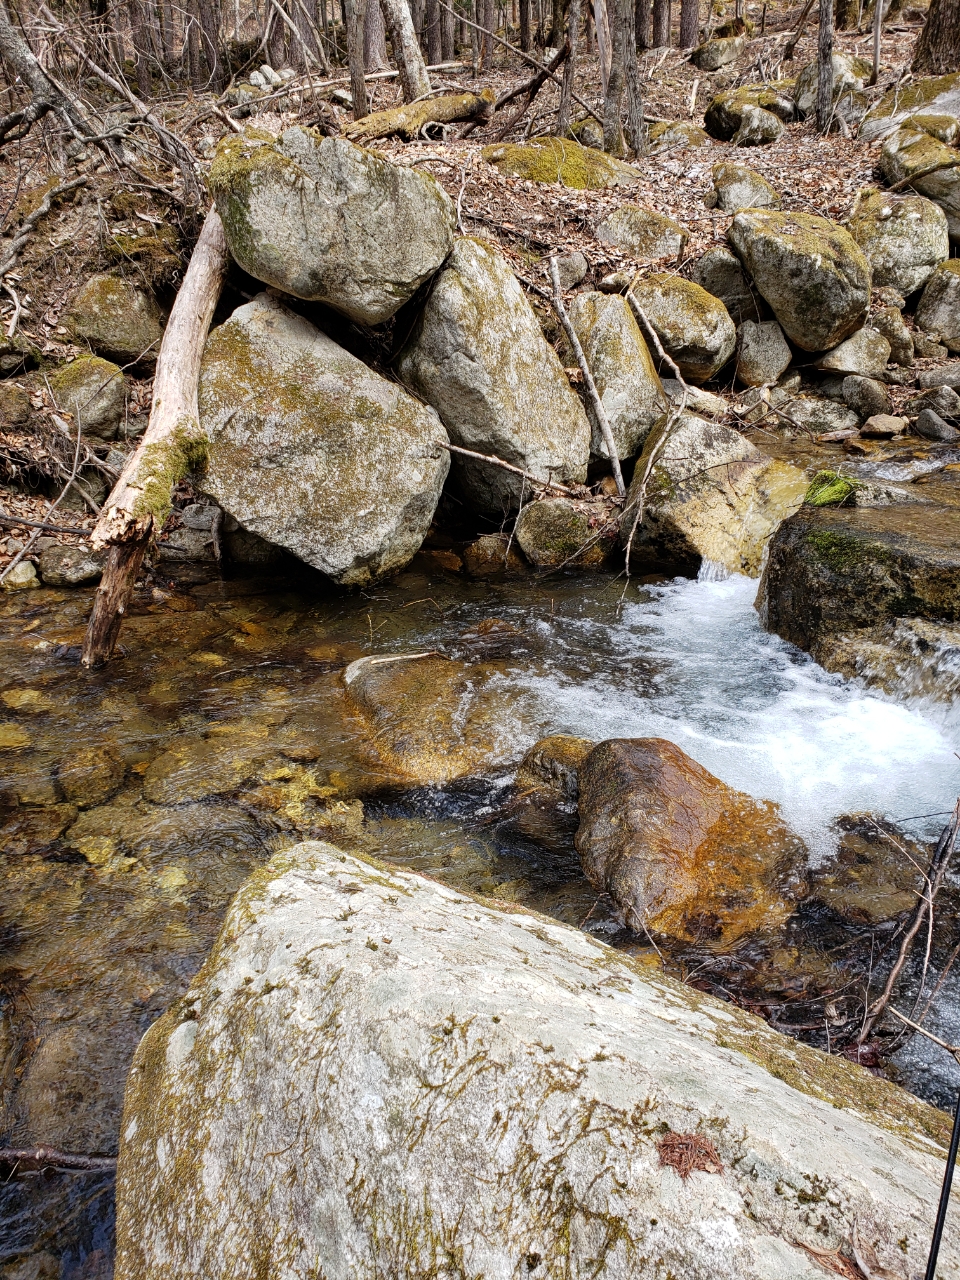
[196,0,224,86]
[126,0,154,95]
[379,0,431,98]
[364,0,390,66]
[651,0,669,45]
[424,0,441,61]
[603,0,624,152]
[343,0,370,117]
[82,209,229,670]
[345,87,494,137]
[816,0,833,132]
[557,0,579,134]
[594,0,610,88]
[549,0,564,43]
[440,0,455,57]
[635,0,649,45]
[481,0,493,63]
[622,0,643,150]
[519,0,530,45]
[913,0,960,74]
[678,0,696,46]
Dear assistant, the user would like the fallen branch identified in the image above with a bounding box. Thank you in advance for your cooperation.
[888,159,960,193]
[0,1146,117,1173]
[465,39,569,140]
[438,440,579,495]
[0,176,88,278]
[783,0,815,60]
[0,512,91,535]
[345,88,496,141]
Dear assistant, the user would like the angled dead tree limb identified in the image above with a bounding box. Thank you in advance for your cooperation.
[486,39,569,140]
[81,208,228,669]
[0,175,88,277]
[0,1147,117,1173]
[345,88,496,140]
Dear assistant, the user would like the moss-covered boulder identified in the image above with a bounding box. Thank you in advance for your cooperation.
[568,291,668,459]
[0,381,30,427]
[396,238,590,518]
[595,204,688,260]
[618,412,808,575]
[209,129,455,325]
[628,275,736,383]
[198,293,449,586]
[727,209,870,352]
[691,34,745,70]
[847,189,949,296]
[704,83,796,140]
[712,162,780,212]
[481,137,639,189]
[916,259,960,351]
[0,332,40,376]
[732,105,783,146]
[513,496,615,567]
[861,70,960,141]
[49,354,126,440]
[690,246,761,324]
[816,326,890,375]
[879,127,960,241]
[64,273,163,367]
[576,737,808,946]
[794,53,872,124]
[906,111,959,145]
[646,119,710,155]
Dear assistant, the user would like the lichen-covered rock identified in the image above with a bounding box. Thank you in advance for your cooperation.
[916,259,960,351]
[871,304,915,366]
[907,112,960,145]
[1,561,38,591]
[568,291,668,459]
[209,129,454,326]
[780,395,860,433]
[555,248,588,288]
[198,293,449,586]
[861,70,960,141]
[481,137,639,188]
[595,205,688,260]
[0,332,40,375]
[513,496,614,567]
[462,532,529,578]
[618,412,808,575]
[712,163,780,212]
[847,189,949,295]
[576,737,808,945]
[794,53,872,123]
[38,543,107,587]
[690,246,761,323]
[704,83,796,140]
[736,319,792,386]
[691,34,745,69]
[116,839,958,1280]
[628,275,736,383]
[646,120,711,154]
[727,210,871,352]
[64,274,164,366]
[816,326,891,375]
[0,382,30,427]
[906,383,960,420]
[49,354,126,440]
[396,238,590,517]
[879,127,960,241]
[733,105,784,147]
[842,375,891,419]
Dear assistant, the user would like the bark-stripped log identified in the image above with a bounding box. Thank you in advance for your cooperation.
[344,88,495,141]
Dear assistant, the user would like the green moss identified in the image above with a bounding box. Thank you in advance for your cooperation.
[481,138,638,190]
[869,71,960,121]
[134,420,209,526]
[108,225,181,287]
[806,527,873,573]
[805,471,861,507]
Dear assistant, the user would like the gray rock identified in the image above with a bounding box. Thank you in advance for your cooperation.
[862,71,960,142]
[878,126,960,242]
[514,497,613,567]
[905,384,960,418]
[555,250,588,289]
[915,407,960,440]
[736,320,792,387]
[781,396,860,433]
[646,120,711,155]
[847,189,949,296]
[870,305,915,366]
[691,34,745,69]
[0,332,40,375]
[157,526,217,562]
[704,84,796,140]
[918,362,960,388]
[181,502,219,530]
[727,210,870,352]
[661,378,728,418]
[37,544,106,587]
[49,354,126,440]
[199,293,449,586]
[64,273,163,367]
[595,205,689,260]
[689,246,761,324]
[819,376,847,401]
[568,291,668,460]
[397,238,590,518]
[842,375,891,418]
[732,105,784,146]
[209,129,455,325]
[712,162,780,212]
[794,53,872,120]
[817,327,891,376]
[628,274,736,383]
[916,259,960,352]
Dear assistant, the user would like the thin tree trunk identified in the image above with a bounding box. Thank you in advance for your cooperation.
[197,0,224,86]
[678,0,696,46]
[380,0,431,98]
[635,0,648,44]
[364,0,390,66]
[440,0,455,56]
[343,0,370,116]
[126,0,153,94]
[603,0,624,152]
[424,0,441,60]
[557,0,579,134]
[481,0,493,63]
[816,0,833,132]
[912,0,960,74]
[621,0,643,151]
[651,0,669,44]
[549,0,564,43]
[519,0,530,45]
[594,0,610,88]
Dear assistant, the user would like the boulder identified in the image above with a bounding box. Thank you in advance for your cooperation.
[628,275,736,383]
[0,331,40,375]
[618,412,808,575]
[116,841,959,1280]
[661,378,728,418]
[568,291,668,459]
[871,305,914,366]
[732,105,783,146]
[842,375,891,418]
[847,189,949,296]
[918,363,960,388]
[64,273,163,367]
[916,259,960,351]
[914,332,949,359]
[513,496,615,567]
[735,319,792,386]
[555,249,588,288]
[38,543,107,586]
[794,53,872,123]
[812,616,960,703]
[915,407,960,441]
[396,238,590,518]
[0,381,30,428]
[859,413,906,437]
[861,70,960,142]
[2,560,38,591]
[906,112,960,145]
[691,34,745,69]
[49,354,126,440]
[646,120,711,154]
[595,205,688,260]
[481,137,639,189]
[198,293,449,586]
[209,130,455,325]
[879,127,960,241]
[704,83,796,140]
[711,163,780,212]
[905,384,960,419]
[576,738,807,945]
[689,246,761,323]
[462,532,529,578]
[780,395,860,433]
[727,210,871,352]
[816,327,890,376]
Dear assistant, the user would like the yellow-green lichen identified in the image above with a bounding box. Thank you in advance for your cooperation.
[134,419,209,526]
[481,138,638,190]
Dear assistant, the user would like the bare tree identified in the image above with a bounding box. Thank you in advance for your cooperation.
[380,0,432,97]
[816,0,833,132]
[678,0,697,47]
[651,0,669,46]
[363,0,390,66]
[913,0,960,74]
[557,0,580,135]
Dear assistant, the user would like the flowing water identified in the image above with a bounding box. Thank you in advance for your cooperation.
[2,561,959,1276]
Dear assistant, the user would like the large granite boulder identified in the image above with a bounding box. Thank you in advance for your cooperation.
[712,163,780,212]
[49,354,126,439]
[64,273,164,367]
[879,127,960,241]
[727,210,871,352]
[481,137,639,189]
[794,53,871,125]
[691,34,745,69]
[847,189,949,295]
[628,275,736,383]
[618,412,808,575]
[568,291,668,460]
[736,319,792,386]
[209,129,455,325]
[816,326,891,376]
[690,246,761,323]
[916,259,960,351]
[116,840,958,1280]
[704,83,796,140]
[596,205,689,260]
[861,70,960,141]
[198,293,449,585]
[396,238,590,517]
[732,105,783,147]
[646,120,711,154]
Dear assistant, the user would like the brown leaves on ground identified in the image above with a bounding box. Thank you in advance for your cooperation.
[656,1129,723,1178]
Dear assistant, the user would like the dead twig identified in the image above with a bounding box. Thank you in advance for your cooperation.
[437,440,579,496]
[0,175,88,278]
[0,1146,117,1173]
[888,159,960,193]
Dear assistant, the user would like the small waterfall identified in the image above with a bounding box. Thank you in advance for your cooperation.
[696,559,731,583]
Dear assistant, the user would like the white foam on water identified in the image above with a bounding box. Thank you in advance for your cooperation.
[498,573,960,859]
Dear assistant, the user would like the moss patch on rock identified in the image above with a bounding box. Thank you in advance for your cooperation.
[482,137,639,189]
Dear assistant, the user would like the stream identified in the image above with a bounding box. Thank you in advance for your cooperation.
[2,560,959,1277]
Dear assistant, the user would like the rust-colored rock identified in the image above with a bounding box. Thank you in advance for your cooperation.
[575,738,808,945]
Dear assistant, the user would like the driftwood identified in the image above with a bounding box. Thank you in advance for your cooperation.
[344,88,496,141]
[81,207,228,668]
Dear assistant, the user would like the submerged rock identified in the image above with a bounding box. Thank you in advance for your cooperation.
[209,129,455,325]
[198,293,449,586]
[462,533,529,578]
[812,616,960,703]
[116,840,957,1280]
[64,273,163,367]
[596,205,689,259]
[397,238,590,518]
[916,259,960,351]
[847,189,949,296]
[49,354,126,439]
[513,496,615,567]
[628,275,736,383]
[481,137,639,189]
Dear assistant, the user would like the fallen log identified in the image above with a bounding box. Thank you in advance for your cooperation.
[343,88,496,141]
[80,207,228,669]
